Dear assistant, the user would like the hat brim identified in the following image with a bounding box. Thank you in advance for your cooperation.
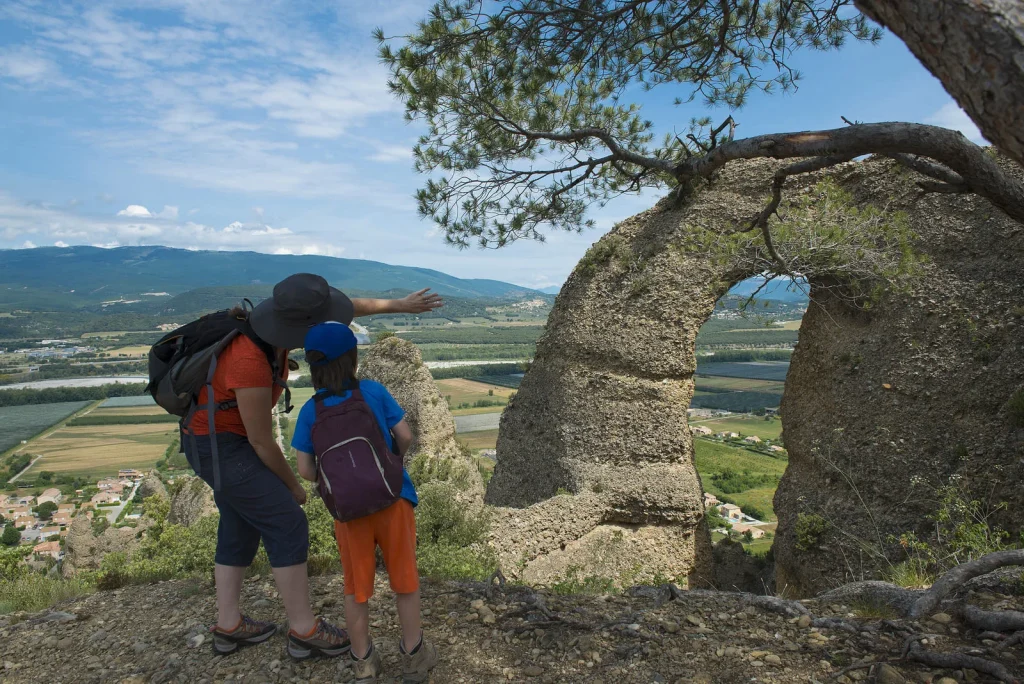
[249,287,355,350]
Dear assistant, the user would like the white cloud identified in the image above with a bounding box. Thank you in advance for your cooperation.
[54,241,69,247]
[369,144,413,163]
[926,103,987,144]
[117,204,153,217]
[21,240,36,249]
[158,205,179,219]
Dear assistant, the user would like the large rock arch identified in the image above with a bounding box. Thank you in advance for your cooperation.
[487,155,1024,592]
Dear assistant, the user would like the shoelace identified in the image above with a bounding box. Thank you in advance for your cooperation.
[315,618,348,643]
[239,615,269,633]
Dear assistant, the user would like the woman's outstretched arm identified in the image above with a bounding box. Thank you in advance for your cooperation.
[351,288,443,317]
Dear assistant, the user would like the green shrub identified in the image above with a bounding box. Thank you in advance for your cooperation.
[415,482,496,581]
[1,524,20,547]
[0,573,94,614]
[549,566,617,595]
[795,513,829,552]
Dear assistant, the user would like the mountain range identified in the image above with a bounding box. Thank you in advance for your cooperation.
[0,246,543,310]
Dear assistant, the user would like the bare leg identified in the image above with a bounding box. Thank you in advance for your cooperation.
[271,563,316,635]
[215,564,246,630]
[396,591,422,651]
[345,595,371,657]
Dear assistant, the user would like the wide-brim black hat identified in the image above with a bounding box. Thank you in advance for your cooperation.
[250,273,354,350]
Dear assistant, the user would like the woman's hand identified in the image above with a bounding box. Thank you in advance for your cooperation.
[290,484,307,506]
[398,288,444,314]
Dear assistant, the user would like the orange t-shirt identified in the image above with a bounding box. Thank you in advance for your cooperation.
[187,335,289,437]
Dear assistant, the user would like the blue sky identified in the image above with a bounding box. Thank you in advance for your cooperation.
[0,1,984,290]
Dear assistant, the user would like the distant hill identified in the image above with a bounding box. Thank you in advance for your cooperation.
[0,246,542,310]
[537,286,562,295]
[728,277,809,303]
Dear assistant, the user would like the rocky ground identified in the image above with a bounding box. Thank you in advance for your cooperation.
[0,573,1021,683]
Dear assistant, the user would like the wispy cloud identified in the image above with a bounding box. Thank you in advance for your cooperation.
[0,191,344,254]
[926,102,986,144]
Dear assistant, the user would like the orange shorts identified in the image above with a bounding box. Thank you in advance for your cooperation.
[334,499,419,603]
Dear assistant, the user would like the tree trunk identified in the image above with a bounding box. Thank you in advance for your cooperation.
[855,0,1024,166]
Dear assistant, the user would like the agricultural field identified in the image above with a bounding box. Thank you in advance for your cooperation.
[694,439,788,521]
[456,429,500,453]
[21,422,178,479]
[0,401,92,453]
[101,396,158,408]
[105,344,151,358]
[691,415,783,441]
[435,378,514,415]
[695,362,790,381]
[693,377,785,392]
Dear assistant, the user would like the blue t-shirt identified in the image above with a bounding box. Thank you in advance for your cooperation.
[291,380,418,506]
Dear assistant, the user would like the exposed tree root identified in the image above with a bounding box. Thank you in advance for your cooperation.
[998,632,1024,652]
[906,643,1017,684]
[911,550,1024,619]
[962,604,1024,633]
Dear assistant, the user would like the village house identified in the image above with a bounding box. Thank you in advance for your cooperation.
[15,495,36,507]
[118,469,145,480]
[731,523,766,539]
[97,479,121,491]
[7,505,30,517]
[91,491,121,505]
[51,513,73,526]
[32,541,61,560]
[703,492,720,508]
[57,503,75,513]
[716,432,740,440]
[14,514,37,529]
[39,526,60,540]
[690,425,713,436]
[36,488,63,505]
[743,435,763,444]
[769,445,786,453]
[719,503,743,520]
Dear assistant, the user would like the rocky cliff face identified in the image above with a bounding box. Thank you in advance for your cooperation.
[166,476,217,527]
[137,472,168,502]
[359,336,484,502]
[773,156,1024,595]
[486,168,782,586]
[61,515,150,577]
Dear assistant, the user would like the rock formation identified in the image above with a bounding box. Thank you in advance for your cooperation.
[773,155,1024,595]
[486,167,786,586]
[167,476,217,527]
[61,515,149,577]
[359,336,484,502]
[136,471,168,502]
[487,154,1024,592]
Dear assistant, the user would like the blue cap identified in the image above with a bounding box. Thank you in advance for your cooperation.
[303,321,357,366]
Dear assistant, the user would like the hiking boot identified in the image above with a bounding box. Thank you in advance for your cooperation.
[352,643,382,683]
[209,615,278,655]
[286,617,351,660]
[400,633,438,683]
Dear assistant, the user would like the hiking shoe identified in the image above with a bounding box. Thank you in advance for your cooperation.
[210,615,278,655]
[352,643,382,683]
[400,634,438,683]
[286,617,351,660]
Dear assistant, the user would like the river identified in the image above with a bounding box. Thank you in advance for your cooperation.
[0,376,148,391]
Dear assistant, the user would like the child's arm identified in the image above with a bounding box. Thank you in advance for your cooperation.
[295,450,317,482]
[351,289,443,317]
[392,419,413,456]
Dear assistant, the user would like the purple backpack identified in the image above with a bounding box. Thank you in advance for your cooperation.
[310,383,403,522]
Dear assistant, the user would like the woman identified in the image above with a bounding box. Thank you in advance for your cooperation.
[184,273,442,659]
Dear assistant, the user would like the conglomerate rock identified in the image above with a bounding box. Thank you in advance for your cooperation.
[136,471,168,502]
[486,167,779,586]
[61,514,150,577]
[167,475,217,527]
[773,155,1024,596]
[359,336,484,503]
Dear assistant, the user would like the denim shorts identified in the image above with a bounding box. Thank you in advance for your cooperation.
[185,431,309,568]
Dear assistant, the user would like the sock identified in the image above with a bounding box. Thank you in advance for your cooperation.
[354,643,374,660]
[402,634,422,655]
[217,617,243,634]
[296,619,320,639]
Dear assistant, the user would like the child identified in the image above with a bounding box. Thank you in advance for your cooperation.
[292,322,438,683]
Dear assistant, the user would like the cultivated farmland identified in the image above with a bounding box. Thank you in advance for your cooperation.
[0,401,92,453]
[21,422,178,479]
[695,362,790,381]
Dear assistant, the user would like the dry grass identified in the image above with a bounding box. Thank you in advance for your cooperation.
[89,406,167,417]
[22,423,177,478]
[104,345,152,357]
[456,429,499,452]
